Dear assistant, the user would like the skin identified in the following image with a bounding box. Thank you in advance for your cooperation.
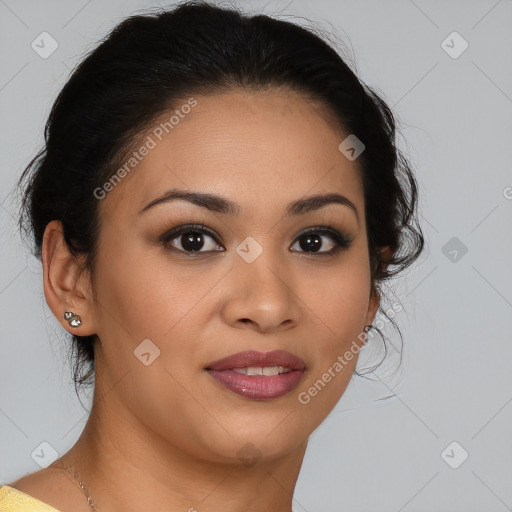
[10,89,389,512]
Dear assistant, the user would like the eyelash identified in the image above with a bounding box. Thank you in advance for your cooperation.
[160,223,353,256]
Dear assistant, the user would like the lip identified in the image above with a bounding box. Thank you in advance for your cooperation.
[205,350,306,371]
[205,350,306,400]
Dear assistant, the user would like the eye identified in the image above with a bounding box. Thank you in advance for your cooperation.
[290,226,352,255]
[160,224,351,255]
[161,224,224,254]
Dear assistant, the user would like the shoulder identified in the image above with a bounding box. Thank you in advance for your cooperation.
[2,468,87,512]
[7,467,61,494]
[0,482,61,511]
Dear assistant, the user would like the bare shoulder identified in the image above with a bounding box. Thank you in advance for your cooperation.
[6,467,89,512]
[8,466,63,489]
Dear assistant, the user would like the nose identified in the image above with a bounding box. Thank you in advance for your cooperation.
[221,253,301,333]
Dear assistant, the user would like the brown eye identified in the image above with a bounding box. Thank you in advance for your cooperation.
[161,224,224,254]
[290,227,352,254]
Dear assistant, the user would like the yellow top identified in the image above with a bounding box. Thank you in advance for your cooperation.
[0,485,62,512]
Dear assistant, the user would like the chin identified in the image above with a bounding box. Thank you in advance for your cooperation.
[193,422,310,466]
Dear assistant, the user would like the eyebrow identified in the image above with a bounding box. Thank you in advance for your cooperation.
[139,188,359,223]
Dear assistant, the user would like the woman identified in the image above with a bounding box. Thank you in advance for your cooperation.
[1,1,424,510]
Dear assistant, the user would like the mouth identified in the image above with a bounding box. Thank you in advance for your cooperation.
[205,350,306,400]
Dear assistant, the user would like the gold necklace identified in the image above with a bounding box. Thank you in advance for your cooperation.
[62,465,297,512]
[63,466,98,511]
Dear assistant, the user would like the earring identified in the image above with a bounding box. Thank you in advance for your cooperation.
[64,311,82,327]
[363,325,371,333]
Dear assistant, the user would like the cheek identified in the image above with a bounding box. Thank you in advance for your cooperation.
[93,237,202,340]
[293,256,371,402]
[92,237,228,389]
[296,258,371,337]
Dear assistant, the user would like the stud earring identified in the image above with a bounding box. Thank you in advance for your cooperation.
[64,311,82,327]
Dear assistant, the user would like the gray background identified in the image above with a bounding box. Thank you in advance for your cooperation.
[1,1,511,511]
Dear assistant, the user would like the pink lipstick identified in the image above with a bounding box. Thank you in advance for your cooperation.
[205,350,305,400]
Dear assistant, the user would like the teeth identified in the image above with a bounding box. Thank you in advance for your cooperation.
[232,366,292,376]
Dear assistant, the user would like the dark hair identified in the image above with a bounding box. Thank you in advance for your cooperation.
[17,0,424,396]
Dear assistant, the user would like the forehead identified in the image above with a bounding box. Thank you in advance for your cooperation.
[99,89,364,219]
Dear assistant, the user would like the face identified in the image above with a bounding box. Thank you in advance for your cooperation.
[88,88,380,463]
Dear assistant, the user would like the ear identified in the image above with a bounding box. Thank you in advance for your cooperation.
[42,220,97,336]
[364,245,393,328]
[365,286,381,328]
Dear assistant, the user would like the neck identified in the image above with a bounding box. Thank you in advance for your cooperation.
[53,373,307,512]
